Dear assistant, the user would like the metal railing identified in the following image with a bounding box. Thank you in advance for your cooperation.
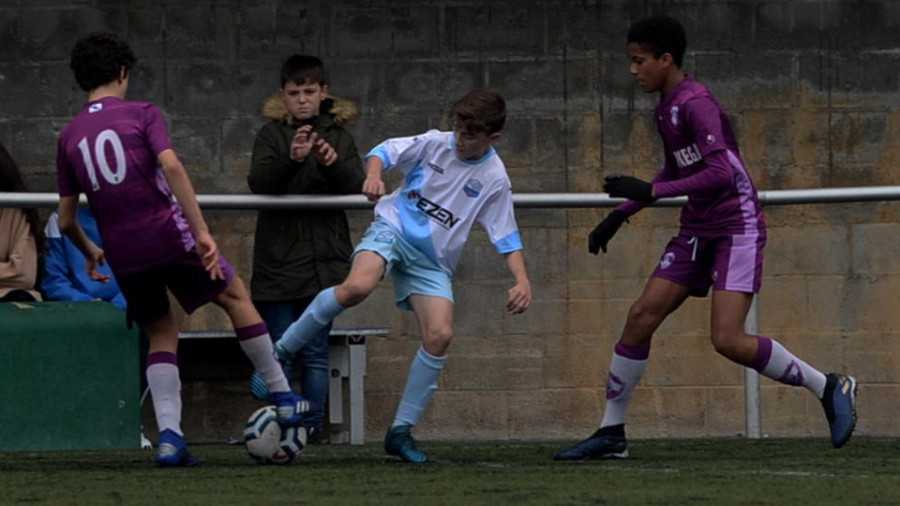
[4,185,900,438]
[5,185,900,209]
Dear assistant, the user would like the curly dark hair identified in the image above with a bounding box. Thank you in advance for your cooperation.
[70,32,137,92]
[0,142,45,252]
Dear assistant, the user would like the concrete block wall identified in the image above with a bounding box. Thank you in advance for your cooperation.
[3,0,900,442]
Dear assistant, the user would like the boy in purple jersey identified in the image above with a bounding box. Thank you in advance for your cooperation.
[555,16,857,461]
[55,32,312,467]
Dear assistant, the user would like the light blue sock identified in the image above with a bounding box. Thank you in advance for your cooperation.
[277,287,344,354]
[392,346,446,428]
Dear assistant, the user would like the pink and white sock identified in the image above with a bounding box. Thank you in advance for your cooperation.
[753,336,827,398]
[600,341,650,428]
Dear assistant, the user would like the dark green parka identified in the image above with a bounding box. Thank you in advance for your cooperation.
[247,94,365,301]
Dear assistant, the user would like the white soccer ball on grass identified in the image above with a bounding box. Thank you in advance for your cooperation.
[243,405,307,464]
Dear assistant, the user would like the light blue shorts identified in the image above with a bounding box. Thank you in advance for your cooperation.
[353,218,454,311]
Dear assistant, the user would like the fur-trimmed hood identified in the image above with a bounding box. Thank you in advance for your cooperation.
[261,93,358,126]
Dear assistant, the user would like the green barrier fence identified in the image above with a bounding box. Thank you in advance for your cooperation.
[0,301,139,451]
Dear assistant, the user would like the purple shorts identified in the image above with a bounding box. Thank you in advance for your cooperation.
[116,249,235,325]
[651,233,766,297]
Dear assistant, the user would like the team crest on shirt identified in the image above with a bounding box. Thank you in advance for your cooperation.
[670,106,679,126]
[374,230,395,244]
[463,178,482,198]
[660,252,675,269]
[706,134,716,145]
[89,103,104,113]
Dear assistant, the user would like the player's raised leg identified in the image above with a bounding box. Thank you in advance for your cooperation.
[213,276,313,427]
[250,250,385,398]
[384,294,453,463]
[710,290,857,448]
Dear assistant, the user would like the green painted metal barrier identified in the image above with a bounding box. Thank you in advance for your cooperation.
[0,301,140,451]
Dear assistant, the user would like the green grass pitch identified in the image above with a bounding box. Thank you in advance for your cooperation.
[2,438,898,505]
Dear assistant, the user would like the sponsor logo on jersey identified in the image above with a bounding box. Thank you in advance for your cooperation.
[463,178,482,198]
[415,196,460,229]
[706,133,716,145]
[89,103,104,113]
[670,106,679,126]
[427,162,444,174]
[673,143,702,168]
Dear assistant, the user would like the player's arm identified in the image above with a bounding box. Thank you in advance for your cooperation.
[638,98,733,199]
[57,195,110,283]
[651,149,732,198]
[503,249,531,315]
[157,149,223,280]
[361,155,386,202]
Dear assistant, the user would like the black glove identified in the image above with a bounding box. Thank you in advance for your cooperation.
[604,174,654,202]
[588,210,627,255]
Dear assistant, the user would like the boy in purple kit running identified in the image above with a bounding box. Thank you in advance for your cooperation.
[555,15,857,460]
[55,32,311,467]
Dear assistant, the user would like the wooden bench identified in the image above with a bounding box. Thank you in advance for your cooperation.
[178,327,389,445]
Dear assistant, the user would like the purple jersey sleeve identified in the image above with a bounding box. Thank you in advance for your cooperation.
[143,105,173,156]
[653,97,733,199]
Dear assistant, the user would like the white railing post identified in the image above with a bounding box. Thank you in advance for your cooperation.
[744,295,761,439]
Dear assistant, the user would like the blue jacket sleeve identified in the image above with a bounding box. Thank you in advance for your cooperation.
[41,214,94,302]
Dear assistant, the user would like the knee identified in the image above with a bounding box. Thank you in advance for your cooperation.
[626,299,664,328]
[422,326,453,356]
[710,330,742,359]
[215,278,246,310]
[336,280,374,307]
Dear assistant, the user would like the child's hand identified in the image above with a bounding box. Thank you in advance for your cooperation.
[310,134,338,166]
[506,280,531,315]
[195,231,224,280]
[362,175,385,202]
[290,125,314,162]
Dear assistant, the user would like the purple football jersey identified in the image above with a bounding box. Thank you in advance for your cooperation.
[619,76,766,237]
[56,97,195,274]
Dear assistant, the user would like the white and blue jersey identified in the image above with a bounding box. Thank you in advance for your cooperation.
[366,130,522,278]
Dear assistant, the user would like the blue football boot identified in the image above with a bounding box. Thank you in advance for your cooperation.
[155,429,199,468]
[269,390,315,427]
[384,425,429,463]
[821,373,858,448]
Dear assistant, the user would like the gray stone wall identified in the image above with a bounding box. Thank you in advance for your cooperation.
[3,0,900,442]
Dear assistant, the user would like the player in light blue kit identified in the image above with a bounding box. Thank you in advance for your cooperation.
[259,89,532,462]
[56,32,312,467]
[555,16,857,460]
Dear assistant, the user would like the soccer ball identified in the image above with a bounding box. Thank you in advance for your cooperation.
[243,405,307,464]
